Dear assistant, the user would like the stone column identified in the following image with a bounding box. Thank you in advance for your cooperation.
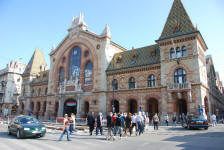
[57,99,63,117]
[76,95,81,118]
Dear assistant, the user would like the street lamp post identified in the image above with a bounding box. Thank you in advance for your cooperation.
[112,59,115,113]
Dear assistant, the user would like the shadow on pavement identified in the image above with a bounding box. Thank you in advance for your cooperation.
[163,131,224,150]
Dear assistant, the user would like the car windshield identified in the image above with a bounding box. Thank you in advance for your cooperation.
[19,117,39,124]
[191,116,205,120]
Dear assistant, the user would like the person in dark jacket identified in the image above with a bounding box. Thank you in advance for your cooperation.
[87,112,95,136]
[106,112,115,140]
[125,113,132,137]
[96,112,103,136]
[114,113,122,139]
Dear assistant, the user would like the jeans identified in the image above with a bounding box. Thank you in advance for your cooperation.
[96,126,103,135]
[154,122,158,130]
[59,127,71,141]
[172,121,176,127]
[137,121,143,135]
[89,125,94,135]
[114,126,122,137]
[165,120,169,126]
[107,127,114,139]
[212,120,217,126]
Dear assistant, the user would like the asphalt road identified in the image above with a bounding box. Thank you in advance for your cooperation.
[0,124,223,150]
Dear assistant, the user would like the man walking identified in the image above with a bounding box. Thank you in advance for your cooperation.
[87,112,95,136]
[211,114,217,127]
[96,112,103,136]
[106,112,115,140]
[153,113,159,130]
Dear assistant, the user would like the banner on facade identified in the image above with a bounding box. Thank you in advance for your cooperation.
[66,101,77,107]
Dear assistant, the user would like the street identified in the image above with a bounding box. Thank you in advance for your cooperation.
[0,124,224,150]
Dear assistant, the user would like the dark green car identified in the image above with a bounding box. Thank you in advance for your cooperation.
[8,115,46,138]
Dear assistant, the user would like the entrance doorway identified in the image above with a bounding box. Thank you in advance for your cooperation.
[129,99,137,114]
[148,99,158,119]
[84,101,89,115]
[177,99,187,115]
[64,99,77,116]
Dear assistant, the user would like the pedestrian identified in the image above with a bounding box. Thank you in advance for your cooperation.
[125,113,132,137]
[131,113,137,136]
[96,112,103,136]
[106,112,115,140]
[69,113,76,134]
[142,112,146,133]
[114,113,122,139]
[136,112,143,135]
[87,112,95,136]
[59,114,71,141]
[153,113,159,130]
[211,114,217,127]
[180,113,186,127]
[164,114,169,126]
[172,115,177,127]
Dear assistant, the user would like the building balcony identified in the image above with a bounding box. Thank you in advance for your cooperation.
[167,83,191,91]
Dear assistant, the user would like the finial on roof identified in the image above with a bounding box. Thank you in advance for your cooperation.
[195,24,198,31]
[70,12,87,31]
[51,45,56,51]
[101,24,111,38]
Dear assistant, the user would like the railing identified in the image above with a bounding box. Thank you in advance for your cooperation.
[167,83,191,90]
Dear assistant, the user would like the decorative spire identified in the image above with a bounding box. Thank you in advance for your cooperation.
[101,24,111,38]
[51,45,56,51]
[69,12,87,31]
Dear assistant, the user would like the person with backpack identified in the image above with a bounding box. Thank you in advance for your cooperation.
[114,113,122,139]
[106,112,115,140]
[153,113,159,130]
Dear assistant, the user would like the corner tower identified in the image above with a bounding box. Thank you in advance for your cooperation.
[156,0,209,116]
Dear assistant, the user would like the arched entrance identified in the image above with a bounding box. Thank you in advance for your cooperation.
[148,99,159,119]
[112,100,119,113]
[84,101,89,115]
[55,102,59,117]
[64,99,77,116]
[129,99,137,114]
[176,99,187,115]
[204,97,209,115]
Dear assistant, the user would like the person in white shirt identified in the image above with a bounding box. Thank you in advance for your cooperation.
[136,112,143,135]
[164,114,169,126]
[211,114,217,127]
[131,113,137,136]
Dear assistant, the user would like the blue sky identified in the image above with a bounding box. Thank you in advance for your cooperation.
[0,0,224,81]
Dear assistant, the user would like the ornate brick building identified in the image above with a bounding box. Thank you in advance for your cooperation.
[19,0,224,120]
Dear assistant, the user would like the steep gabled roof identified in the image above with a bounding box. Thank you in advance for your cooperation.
[106,44,160,72]
[23,49,47,75]
[158,0,198,41]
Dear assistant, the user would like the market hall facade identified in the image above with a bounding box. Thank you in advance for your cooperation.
[18,0,224,120]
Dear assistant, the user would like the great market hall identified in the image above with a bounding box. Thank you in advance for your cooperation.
[18,0,224,120]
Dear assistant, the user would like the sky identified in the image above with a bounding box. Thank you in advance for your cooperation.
[0,0,224,81]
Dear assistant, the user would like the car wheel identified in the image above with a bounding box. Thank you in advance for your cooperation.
[40,134,45,137]
[204,127,208,130]
[187,124,191,130]
[16,129,21,139]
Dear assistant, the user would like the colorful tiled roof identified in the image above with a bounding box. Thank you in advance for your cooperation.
[23,49,47,75]
[158,0,198,41]
[106,44,160,72]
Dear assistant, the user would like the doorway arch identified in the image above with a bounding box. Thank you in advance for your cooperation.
[129,99,137,114]
[148,98,159,118]
[64,99,77,116]
[84,101,89,115]
[176,99,187,115]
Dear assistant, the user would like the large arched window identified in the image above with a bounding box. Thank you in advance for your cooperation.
[58,67,64,86]
[84,61,93,85]
[69,46,82,81]
[170,48,175,59]
[176,47,181,58]
[112,79,118,90]
[129,77,135,89]
[148,75,156,87]
[174,68,187,83]
[182,46,187,57]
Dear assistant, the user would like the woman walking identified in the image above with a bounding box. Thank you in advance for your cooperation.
[125,113,132,137]
[59,114,71,141]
